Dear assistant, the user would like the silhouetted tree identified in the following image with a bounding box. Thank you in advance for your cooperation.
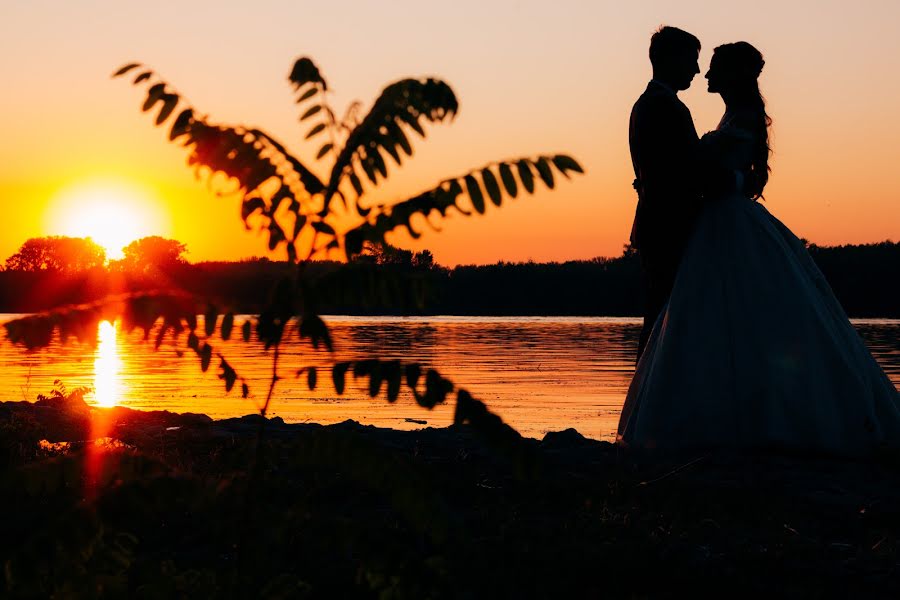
[354,240,413,266]
[3,236,105,273]
[0,240,894,316]
[412,249,435,269]
[113,236,188,274]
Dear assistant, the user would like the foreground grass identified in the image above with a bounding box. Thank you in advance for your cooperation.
[2,394,900,598]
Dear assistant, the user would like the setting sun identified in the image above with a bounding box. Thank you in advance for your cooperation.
[46,178,170,259]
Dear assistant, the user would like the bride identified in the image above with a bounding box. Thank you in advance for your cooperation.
[617,42,900,456]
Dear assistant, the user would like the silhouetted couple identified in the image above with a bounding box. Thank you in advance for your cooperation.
[617,26,900,456]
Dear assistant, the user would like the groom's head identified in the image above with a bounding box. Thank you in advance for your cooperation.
[649,26,701,91]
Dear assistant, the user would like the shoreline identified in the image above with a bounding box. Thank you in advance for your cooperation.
[4,395,900,595]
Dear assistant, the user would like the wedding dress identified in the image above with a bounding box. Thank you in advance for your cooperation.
[617,112,900,455]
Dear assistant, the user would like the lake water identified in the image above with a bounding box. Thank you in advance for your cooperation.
[1,315,897,441]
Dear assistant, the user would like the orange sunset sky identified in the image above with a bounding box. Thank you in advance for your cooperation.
[1,0,898,266]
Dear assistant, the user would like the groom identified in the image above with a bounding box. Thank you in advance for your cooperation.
[629,26,704,360]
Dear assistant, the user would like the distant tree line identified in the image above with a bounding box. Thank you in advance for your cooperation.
[1,236,897,317]
[3,236,187,275]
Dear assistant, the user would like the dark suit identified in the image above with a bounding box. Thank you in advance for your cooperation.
[629,81,702,359]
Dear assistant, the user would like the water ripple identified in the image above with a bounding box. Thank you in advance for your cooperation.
[0,315,896,441]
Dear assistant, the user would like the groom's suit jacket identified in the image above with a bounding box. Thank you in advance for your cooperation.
[629,81,702,259]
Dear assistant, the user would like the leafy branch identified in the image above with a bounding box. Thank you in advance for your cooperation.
[299,358,530,462]
[6,57,585,459]
[321,77,459,215]
[112,59,582,264]
[345,154,584,254]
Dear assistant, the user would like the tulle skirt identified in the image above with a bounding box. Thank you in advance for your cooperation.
[617,193,900,456]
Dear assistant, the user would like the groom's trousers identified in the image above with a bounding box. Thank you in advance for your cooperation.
[637,249,681,361]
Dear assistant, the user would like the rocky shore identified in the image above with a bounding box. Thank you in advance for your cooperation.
[2,394,900,597]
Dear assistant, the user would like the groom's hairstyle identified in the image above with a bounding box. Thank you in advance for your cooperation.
[649,26,701,65]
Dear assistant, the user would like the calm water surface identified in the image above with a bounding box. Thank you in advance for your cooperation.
[1,315,897,441]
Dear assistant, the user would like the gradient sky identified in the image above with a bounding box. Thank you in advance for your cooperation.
[1,0,898,265]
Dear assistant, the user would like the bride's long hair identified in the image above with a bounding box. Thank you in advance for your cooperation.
[714,42,772,199]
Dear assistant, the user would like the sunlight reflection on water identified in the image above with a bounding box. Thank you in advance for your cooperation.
[93,320,122,407]
[0,315,897,441]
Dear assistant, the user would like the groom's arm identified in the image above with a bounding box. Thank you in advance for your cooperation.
[633,96,700,203]
[671,101,703,206]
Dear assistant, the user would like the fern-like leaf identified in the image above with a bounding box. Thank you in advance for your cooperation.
[322,78,459,214]
[288,57,327,91]
[121,70,332,262]
[247,128,326,195]
[343,155,583,257]
[112,63,141,77]
[288,57,333,148]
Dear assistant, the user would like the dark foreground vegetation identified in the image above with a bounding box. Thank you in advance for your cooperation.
[3,389,900,598]
[1,239,898,317]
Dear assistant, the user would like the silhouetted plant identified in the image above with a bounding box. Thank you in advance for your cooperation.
[5,56,583,452]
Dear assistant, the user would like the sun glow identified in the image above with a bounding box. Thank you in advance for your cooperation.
[93,320,123,407]
[46,179,170,259]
